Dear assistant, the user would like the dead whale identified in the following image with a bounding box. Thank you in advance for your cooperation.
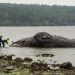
[11,32,75,47]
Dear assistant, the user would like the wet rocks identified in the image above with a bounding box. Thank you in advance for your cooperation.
[36,53,55,57]
[11,57,33,69]
[42,53,54,57]
[30,61,50,72]
[22,63,31,68]
[6,66,14,71]
[0,55,15,61]
[24,57,33,62]
[59,62,73,70]
[4,66,14,73]
[14,57,23,62]
[51,64,60,67]
[3,55,14,61]
[0,54,75,74]
[0,55,5,60]
[12,57,24,68]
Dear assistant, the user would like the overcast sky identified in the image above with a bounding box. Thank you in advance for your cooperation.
[0,0,75,6]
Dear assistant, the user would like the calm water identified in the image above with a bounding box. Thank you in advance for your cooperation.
[0,26,75,65]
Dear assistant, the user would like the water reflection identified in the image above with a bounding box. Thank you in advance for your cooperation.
[0,47,75,65]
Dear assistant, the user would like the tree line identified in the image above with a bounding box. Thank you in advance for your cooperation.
[0,3,75,26]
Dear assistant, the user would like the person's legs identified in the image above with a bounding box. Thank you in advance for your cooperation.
[2,41,5,47]
[0,42,1,47]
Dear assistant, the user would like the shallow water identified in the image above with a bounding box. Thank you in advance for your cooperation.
[0,26,75,65]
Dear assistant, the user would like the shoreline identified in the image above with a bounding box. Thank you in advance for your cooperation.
[0,55,75,75]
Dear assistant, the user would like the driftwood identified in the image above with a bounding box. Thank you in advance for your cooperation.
[11,32,75,47]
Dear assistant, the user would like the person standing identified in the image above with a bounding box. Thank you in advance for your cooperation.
[2,38,9,47]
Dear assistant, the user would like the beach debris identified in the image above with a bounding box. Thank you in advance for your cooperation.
[60,62,73,70]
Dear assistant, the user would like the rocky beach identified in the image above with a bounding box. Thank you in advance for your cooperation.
[0,54,75,75]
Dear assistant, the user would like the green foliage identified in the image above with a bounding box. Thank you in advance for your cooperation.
[0,3,75,26]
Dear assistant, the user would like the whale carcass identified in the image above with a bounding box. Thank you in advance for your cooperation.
[11,32,75,47]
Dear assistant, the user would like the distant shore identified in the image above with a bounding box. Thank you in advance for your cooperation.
[0,3,75,26]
